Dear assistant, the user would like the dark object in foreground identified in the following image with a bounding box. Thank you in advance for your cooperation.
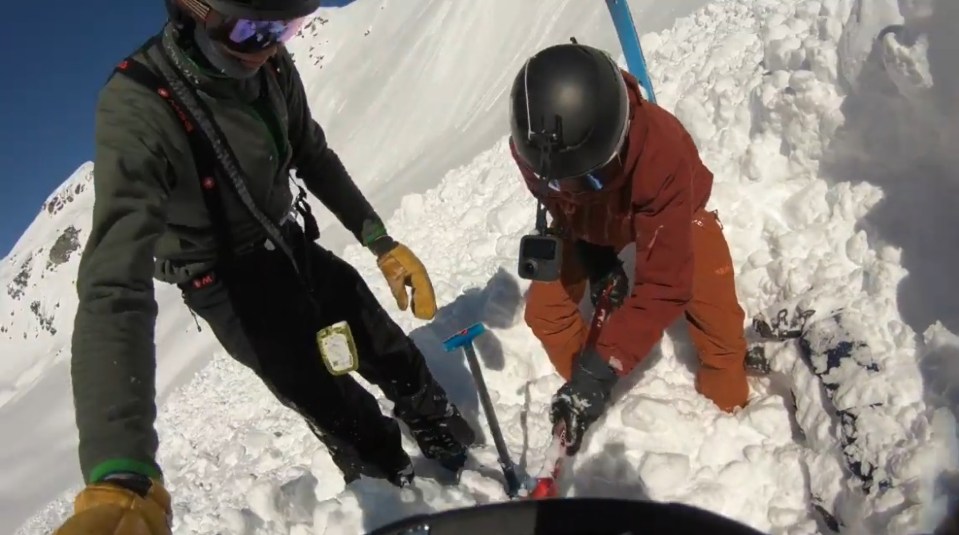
[366,497,767,535]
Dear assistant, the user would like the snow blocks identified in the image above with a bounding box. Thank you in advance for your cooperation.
[799,312,888,494]
[750,306,895,532]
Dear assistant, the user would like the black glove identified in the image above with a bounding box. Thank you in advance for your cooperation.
[549,348,619,455]
[574,240,628,308]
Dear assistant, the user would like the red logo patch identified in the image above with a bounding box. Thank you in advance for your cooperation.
[192,273,216,289]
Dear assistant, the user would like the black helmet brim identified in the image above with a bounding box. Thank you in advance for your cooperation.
[206,0,321,20]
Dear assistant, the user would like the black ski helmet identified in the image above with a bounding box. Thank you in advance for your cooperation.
[167,0,321,21]
[509,43,630,181]
[204,0,322,21]
[165,0,189,25]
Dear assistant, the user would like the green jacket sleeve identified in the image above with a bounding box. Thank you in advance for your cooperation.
[72,73,175,484]
[275,50,386,245]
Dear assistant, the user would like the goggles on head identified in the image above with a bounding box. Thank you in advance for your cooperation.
[545,152,624,194]
[539,112,630,194]
[204,12,307,53]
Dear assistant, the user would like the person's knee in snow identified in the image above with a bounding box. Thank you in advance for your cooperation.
[696,366,749,413]
[686,209,749,412]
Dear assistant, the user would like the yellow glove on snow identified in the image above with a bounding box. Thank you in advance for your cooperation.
[372,237,437,320]
[54,477,171,535]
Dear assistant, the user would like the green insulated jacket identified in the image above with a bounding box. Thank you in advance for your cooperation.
[72,24,385,484]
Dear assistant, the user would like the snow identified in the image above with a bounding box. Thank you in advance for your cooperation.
[6,0,959,533]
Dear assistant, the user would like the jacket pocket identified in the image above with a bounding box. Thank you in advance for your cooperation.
[180,273,262,372]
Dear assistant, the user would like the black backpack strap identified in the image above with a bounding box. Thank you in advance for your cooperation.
[111,56,235,277]
[153,46,318,294]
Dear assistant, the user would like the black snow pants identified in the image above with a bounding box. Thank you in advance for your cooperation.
[178,222,457,482]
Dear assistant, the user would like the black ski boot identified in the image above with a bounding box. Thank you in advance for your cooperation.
[339,447,414,488]
[408,404,475,472]
[375,445,416,488]
[394,384,476,473]
[309,418,415,488]
[386,461,415,488]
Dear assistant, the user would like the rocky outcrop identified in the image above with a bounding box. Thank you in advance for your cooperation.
[47,226,81,271]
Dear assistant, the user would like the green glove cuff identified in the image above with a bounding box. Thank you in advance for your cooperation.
[360,219,388,247]
[89,458,163,485]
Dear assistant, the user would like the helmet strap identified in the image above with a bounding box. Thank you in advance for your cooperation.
[534,158,553,235]
[532,129,558,236]
[517,139,565,282]
[534,200,549,235]
[526,114,567,235]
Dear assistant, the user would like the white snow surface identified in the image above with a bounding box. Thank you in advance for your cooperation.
[6,0,959,533]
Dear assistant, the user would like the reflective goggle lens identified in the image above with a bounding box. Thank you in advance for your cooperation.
[214,16,307,52]
[545,154,623,193]
[548,173,605,193]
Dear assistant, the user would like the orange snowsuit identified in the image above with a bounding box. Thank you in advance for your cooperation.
[510,72,749,412]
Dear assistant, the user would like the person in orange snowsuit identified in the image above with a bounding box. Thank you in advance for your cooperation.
[508,43,749,454]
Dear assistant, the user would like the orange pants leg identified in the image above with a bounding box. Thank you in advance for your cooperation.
[685,210,749,412]
[524,237,588,381]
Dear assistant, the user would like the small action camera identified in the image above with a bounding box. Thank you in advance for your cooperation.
[517,233,563,282]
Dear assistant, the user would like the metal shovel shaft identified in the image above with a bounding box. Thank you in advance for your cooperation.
[461,342,522,497]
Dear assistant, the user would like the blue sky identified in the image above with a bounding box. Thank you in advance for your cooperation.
[0,2,166,257]
[0,0,356,258]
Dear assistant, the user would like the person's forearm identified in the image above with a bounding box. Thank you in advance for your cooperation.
[299,146,384,245]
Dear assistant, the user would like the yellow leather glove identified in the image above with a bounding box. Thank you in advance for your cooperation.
[371,237,437,320]
[54,477,171,535]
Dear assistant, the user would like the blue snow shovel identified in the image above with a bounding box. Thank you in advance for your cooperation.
[605,0,657,103]
[443,323,523,498]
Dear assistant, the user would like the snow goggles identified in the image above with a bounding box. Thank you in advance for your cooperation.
[544,114,630,193]
[546,153,624,193]
[206,14,307,53]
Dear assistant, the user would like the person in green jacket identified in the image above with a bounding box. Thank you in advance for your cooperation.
[55,1,475,533]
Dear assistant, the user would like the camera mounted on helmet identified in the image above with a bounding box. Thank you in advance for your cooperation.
[516,120,565,283]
